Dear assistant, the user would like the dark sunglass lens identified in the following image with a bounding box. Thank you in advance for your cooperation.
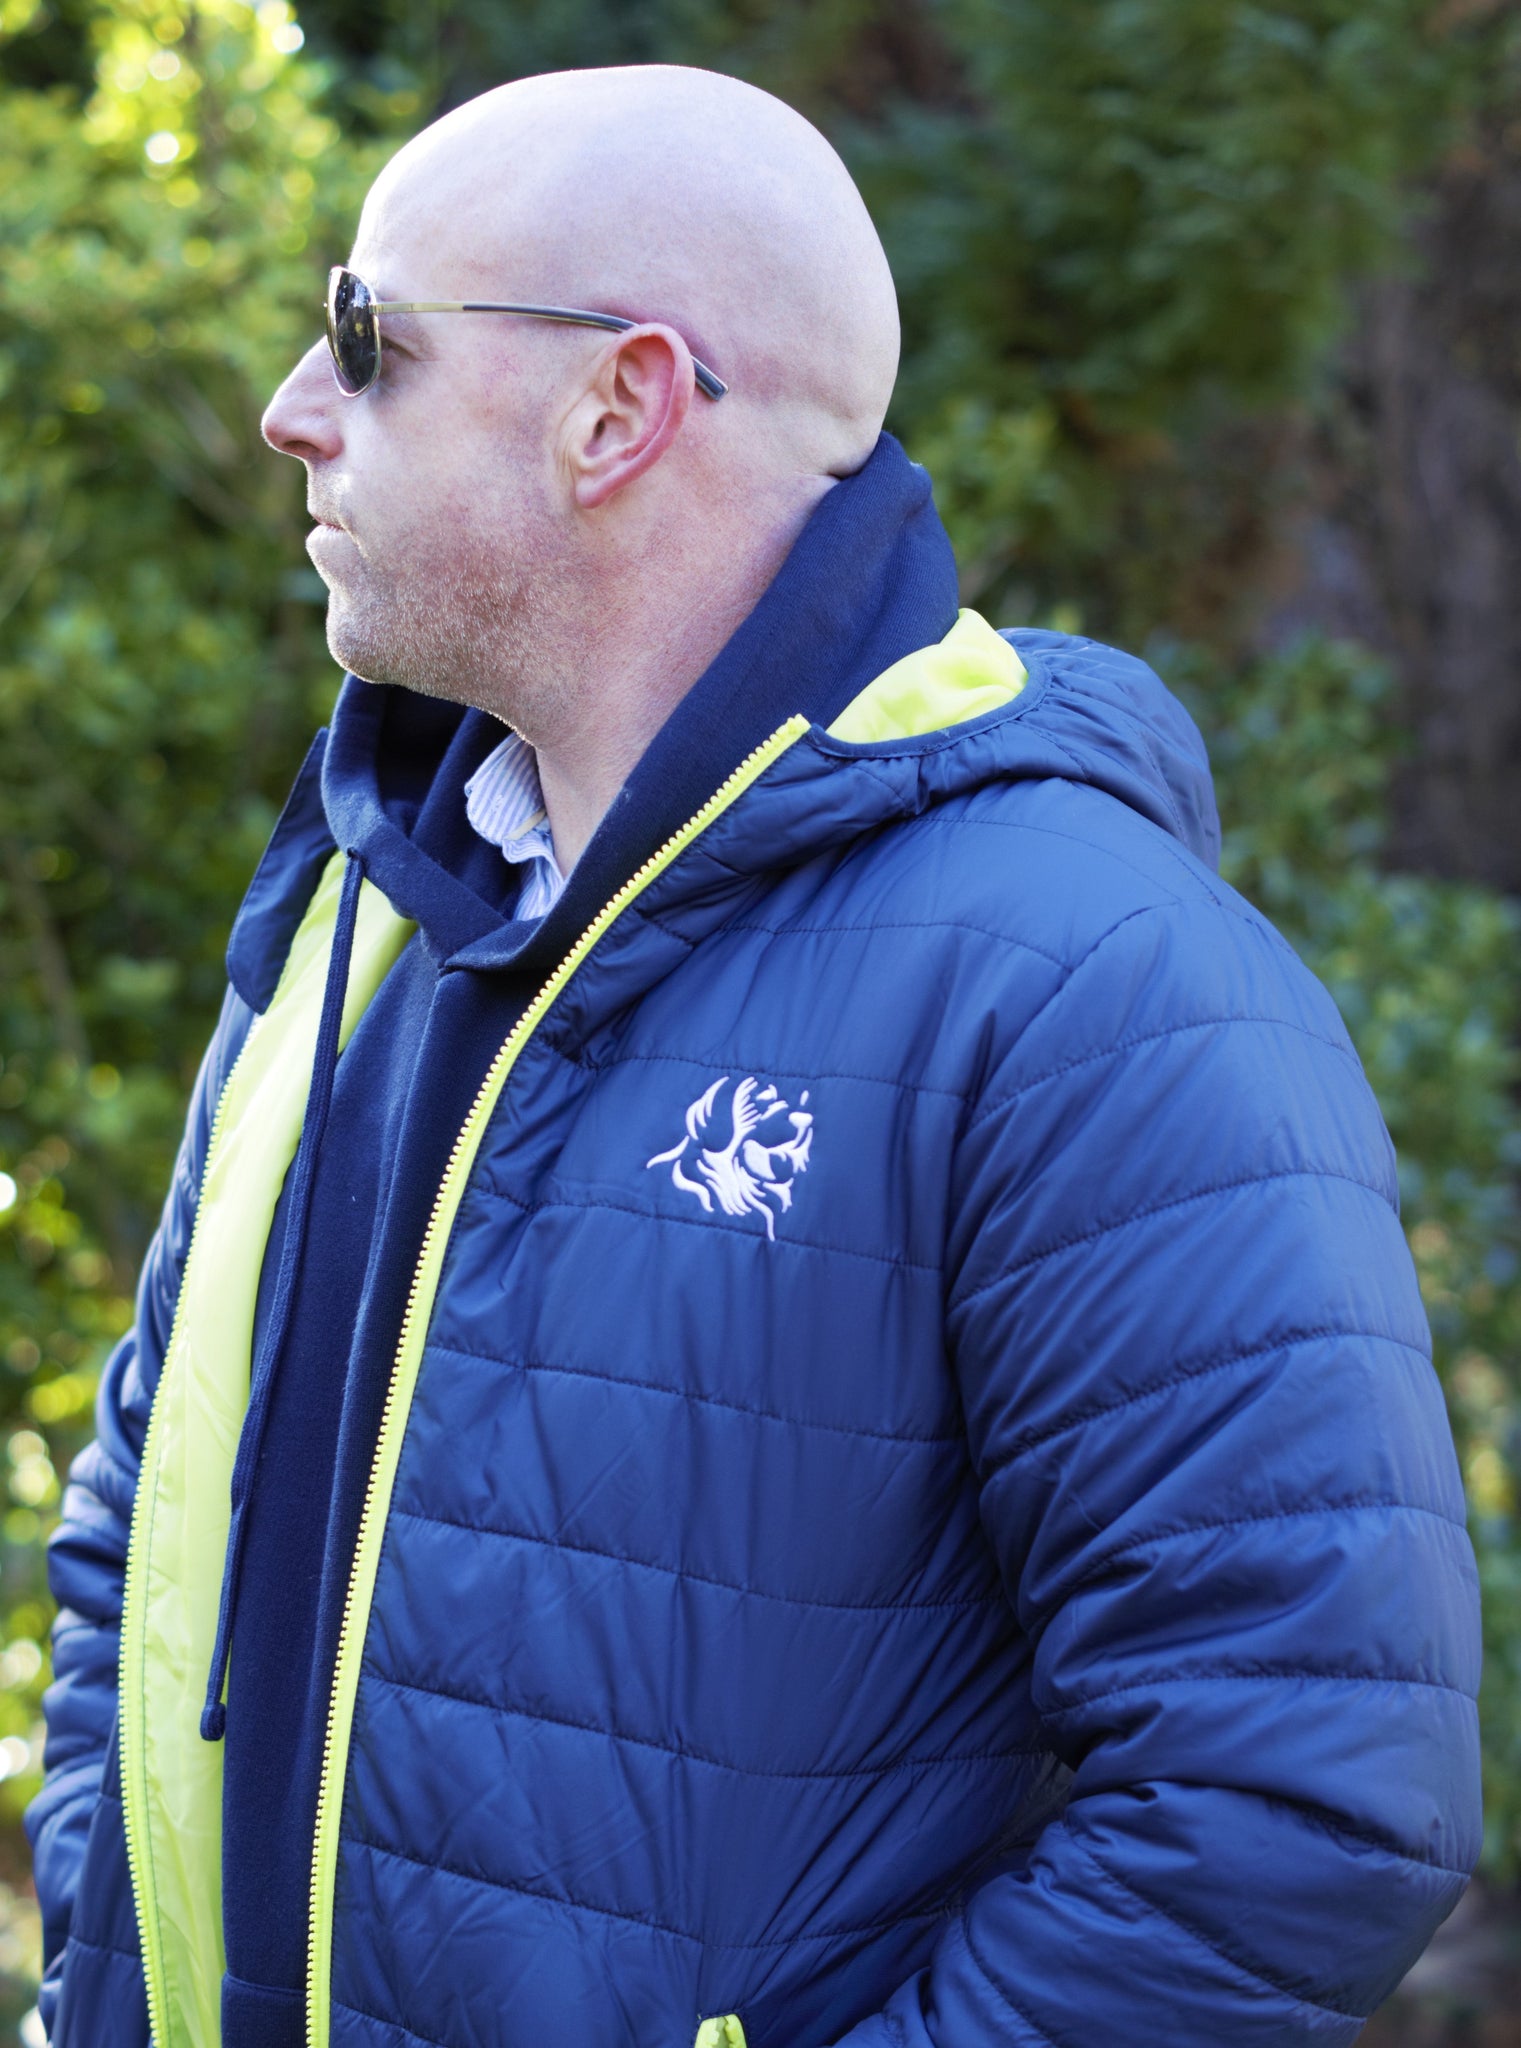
[327,268,378,395]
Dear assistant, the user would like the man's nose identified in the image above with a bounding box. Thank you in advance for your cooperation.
[262,340,344,462]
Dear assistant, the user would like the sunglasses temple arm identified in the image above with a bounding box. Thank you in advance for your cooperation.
[370,301,728,399]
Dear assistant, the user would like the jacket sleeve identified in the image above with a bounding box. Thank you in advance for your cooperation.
[833,894,1482,2048]
[25,986,256,2013]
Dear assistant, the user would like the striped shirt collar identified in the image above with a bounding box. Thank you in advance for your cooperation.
[463,731,566,922]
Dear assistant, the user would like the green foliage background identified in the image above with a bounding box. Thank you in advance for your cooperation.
[3,0,1521,2019]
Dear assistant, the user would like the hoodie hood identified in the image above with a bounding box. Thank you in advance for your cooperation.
[228,435,1219,1009]
[320,430,962,976]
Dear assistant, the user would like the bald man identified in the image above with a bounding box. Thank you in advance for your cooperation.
[31,62,1478,2048]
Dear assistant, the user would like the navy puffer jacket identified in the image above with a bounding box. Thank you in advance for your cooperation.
[31,445,1480,2048]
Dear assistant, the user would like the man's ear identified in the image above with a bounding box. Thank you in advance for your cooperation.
[564,325,696,510]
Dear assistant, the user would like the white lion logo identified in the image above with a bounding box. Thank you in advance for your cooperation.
[646,1075,814,1241]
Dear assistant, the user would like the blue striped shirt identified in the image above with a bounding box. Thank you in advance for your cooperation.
[463,732,566,921]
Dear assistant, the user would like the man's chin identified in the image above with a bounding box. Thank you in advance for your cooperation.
[324,612,396,690]
[324,615,375,685]
[324,611,466,706]
[323,593,391,683]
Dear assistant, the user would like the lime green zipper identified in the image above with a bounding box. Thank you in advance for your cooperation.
[305,716,809,2048]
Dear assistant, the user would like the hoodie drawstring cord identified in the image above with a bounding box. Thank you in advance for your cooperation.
[200,850,365,1743]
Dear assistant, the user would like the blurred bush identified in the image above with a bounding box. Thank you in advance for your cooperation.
[0,0,397,1919]
[3,0,1521,2016]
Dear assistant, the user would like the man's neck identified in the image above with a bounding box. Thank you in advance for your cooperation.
[531,480,833,877]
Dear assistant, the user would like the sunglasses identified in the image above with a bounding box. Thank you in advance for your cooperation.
[324,266,729,402]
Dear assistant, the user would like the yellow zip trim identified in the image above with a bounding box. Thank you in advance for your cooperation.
[305,715,810,2048]
[119,1011,267,2048]
[120,867,415,2048]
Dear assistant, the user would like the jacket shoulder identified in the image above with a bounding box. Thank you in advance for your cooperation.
[840,766,1330,1036]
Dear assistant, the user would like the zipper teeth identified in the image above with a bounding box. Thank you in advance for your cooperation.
[120,1014,266,2048]
[306,717,809,2047]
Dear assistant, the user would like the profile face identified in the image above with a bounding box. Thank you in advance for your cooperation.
[261,62,901,737]
[263,179,565,713]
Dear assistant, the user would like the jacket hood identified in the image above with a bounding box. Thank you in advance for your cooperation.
[227,437,1218,1008]
[997,628,1219,866]
[616,622,1222,940]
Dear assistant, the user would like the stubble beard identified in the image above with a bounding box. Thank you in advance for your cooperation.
[322,525,567,742]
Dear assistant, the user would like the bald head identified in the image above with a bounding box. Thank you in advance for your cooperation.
[364,65,900,476]
[262,67,902,851]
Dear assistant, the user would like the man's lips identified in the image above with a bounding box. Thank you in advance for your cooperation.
[307,517,357,555]
[305,521,355,577]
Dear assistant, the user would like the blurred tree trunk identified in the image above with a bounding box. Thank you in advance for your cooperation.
[1281,122,1521,890]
